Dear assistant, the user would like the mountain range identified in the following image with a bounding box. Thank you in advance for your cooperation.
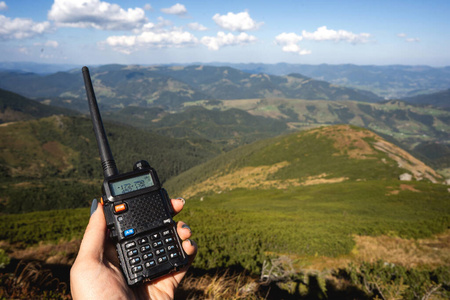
[1,84,449,173]
[0,64,383,112]
[207,62,450,99]
[2,62,449,100]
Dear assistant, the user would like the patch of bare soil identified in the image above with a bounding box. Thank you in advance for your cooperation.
[0,240,81,266]
[386,184,421,195]
[308,125,442,183]
[301,173,348,186]
[353,230,450,269]
[181,164,348,198]
[302,230,450,272]
[182,161,293,198]
[373,140,441,183]
[307,125,379,159]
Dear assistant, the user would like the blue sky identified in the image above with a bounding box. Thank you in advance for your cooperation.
[0,0,449,66]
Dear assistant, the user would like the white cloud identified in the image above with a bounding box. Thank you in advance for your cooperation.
[161,3,187,16]
[143,4,152,11]
[201,31,257,50]
[104,29,198,54]
[405,37,420,43]
[187,22,208,31]
[302,26,371,44]
[0,15,51,40]
[275,32,303,45]
[274,32,311,55]
[212,11,263,32]
[397,33,420,43]
[0,1,7,11]
[275,26,370,55]
[48,0,147,31]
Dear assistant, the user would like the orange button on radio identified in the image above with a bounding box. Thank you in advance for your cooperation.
[114,203,127,213]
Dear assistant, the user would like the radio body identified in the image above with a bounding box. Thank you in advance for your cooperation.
[82,66,188,286]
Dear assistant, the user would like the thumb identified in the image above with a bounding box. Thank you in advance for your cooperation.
[77,201,107,260]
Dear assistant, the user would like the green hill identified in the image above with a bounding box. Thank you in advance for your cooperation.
[162,125,449,273]
[0,88,77,123]
[166,125,443,196]
[0,115,220,213]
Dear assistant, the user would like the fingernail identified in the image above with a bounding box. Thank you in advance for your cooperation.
[177,197,186,205]
[181,224,191,232]
[90,199,98,216]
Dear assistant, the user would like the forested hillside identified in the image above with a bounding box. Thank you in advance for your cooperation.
[0,88,77,123]
[0,115,220,213]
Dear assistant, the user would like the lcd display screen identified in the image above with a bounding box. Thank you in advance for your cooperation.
[110,173,154,196]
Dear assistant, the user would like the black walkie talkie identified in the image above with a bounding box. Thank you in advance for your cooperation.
[82,66,189,286]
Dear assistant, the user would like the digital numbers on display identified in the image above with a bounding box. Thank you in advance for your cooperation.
[110,174,154,196]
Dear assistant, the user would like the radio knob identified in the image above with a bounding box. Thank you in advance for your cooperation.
[133,160,150,170]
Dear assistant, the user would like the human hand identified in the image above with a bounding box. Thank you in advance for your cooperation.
[70,198,197,300]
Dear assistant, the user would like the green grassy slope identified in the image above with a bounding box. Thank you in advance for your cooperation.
[165,125,443,196]
[179,181,449,272]
[162,125,449,272]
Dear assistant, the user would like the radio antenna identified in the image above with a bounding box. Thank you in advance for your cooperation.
[82,66,119,178]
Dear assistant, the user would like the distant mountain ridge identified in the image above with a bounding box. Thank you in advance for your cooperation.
[0,64,382,111]
[0,61,80,74]
[3,61,450,100]
[402,88,450,108]
[203,62,450,99]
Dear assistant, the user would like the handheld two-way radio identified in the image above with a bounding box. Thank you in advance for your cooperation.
[82,66,189,286]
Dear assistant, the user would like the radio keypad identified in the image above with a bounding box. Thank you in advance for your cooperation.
[123,228,183,276]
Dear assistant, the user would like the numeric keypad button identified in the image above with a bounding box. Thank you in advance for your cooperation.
[143,253,153,260]
[140,245,151,253]
[127,249,138,257]
[132,265,143,273]
[157,256,168,264]
[145,261,156,268]
[152,240,163,248]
